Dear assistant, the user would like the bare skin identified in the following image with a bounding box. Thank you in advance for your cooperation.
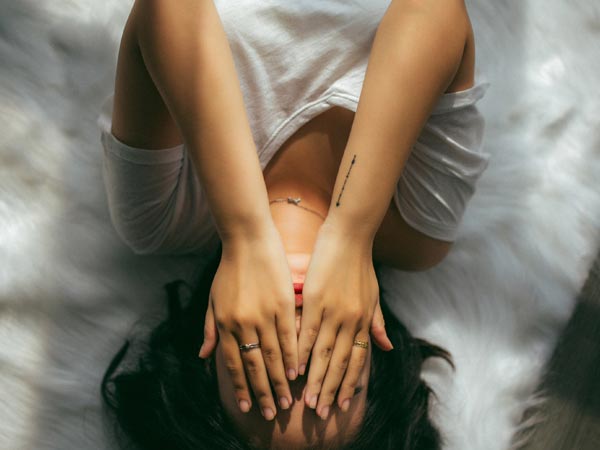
[109,0,476,445]
[215,314,371,450]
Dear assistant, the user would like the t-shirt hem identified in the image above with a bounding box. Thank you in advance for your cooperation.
[257,89,360,171]
[431,78,491,115]
[392,189,459,243]
[97,95,185,165]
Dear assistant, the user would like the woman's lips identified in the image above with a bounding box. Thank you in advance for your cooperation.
[293,282,303,307]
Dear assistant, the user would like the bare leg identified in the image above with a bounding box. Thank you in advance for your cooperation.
[111,3,182,150]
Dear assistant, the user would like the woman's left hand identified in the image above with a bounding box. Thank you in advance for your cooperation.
[297,222,393,419]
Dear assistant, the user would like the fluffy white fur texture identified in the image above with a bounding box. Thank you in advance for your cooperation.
[1,1,598,449]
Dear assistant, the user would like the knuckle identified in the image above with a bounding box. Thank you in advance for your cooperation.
[244,357,261,375]
[230,313,253,329]
[276,296,291,310]
[345,306,362,321]
[335,356,350,372]
[223,357,237,370]
[224,360,242,377]
[305,326,319,340]
[319,345,333,361]
[280,343,295,360]
[215,317,229,332]
[232,381,247,394]
[262,347,281,365]
[360,316,371,331]
[277,329,294,348]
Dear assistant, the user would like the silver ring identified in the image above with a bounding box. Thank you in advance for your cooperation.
[239,342,261,352]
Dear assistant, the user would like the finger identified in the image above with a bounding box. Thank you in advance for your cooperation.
[297,307,323,376]
[304,321,339,411]
[220,333,253,414]
[315,326,355,420]
[276,305,299,381]
[370,301,393,351]
[238,331,278,421]
[258,326,293,411]
[295,307,302,337]
[198,296,219,359]
[337,334,370,413]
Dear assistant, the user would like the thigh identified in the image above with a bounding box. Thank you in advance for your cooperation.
[111,2,183,150]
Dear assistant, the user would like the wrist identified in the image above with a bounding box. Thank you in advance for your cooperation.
[317,219,374,257]
[320,214,376,248]
[218,213,279,249]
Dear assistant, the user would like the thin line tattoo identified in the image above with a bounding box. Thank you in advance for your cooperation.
[335,154,356,207]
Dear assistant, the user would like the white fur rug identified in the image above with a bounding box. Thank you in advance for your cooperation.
[1,1,599,449]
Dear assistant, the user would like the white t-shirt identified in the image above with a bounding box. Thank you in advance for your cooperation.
[98,0,491,255]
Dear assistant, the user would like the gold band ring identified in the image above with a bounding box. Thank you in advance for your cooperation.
[353,340,369,349]
[239,342,261,352]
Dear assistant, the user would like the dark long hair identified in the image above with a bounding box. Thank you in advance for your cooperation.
[101,243,454,449]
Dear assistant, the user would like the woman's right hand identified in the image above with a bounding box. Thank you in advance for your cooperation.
[198,228,298,420]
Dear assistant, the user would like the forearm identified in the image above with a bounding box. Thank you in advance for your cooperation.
[134,0,273,242]
[325,0,469,242]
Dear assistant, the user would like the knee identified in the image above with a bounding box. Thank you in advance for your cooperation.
[372,226,453,272]
[403,240,453,271]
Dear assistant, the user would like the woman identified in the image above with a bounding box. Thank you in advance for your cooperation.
[102,245,454,449]
[99,0,491,447]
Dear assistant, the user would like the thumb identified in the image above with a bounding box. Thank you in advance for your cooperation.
[370,301,393,351]
[198,295,219,359]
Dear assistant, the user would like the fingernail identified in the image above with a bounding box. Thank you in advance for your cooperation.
[299,364,306,376]
[287,368,297,380]
[320,406,330,420]
[239,399,250,413]
[279,397,290,409]
[341,399,350,412]
[262,407,275,420]
[309,395,318,409]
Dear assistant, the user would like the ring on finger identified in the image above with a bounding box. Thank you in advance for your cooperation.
[353,340,368,349]
[239,342,261,351]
